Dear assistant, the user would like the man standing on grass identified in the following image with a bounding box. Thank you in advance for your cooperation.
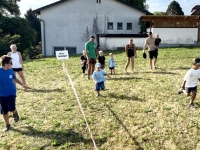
[85,35,98,80]
[0,55,29,132]
[143,32,157,69]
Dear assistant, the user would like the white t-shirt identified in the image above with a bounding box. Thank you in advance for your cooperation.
[10,52,21,68]
[184,68,200,87]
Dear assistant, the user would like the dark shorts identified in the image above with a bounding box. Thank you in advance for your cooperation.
[95,81,105,91]
[13,68,22,72]
[148,50,158,59]
[185,86,197,93]
[127,49,135,58]
[89,58,96,64]
[0,95,16,115]
[109,67,115,70]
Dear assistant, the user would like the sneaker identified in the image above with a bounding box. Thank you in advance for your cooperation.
[96,94,100,97]
[2,124,11,132]
[13,112,19,122]
[189,103,196,108]
[178,89,183,95]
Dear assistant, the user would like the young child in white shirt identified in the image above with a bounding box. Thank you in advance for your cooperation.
[178,58,200,108]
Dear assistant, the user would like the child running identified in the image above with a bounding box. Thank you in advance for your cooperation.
[92,63,111,97]
[178,58,200,108]
[108,53,115,75]
[97,50,106,69]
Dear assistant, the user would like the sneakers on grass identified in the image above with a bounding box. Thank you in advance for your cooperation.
[178,89,183,95]
[189,103,196,108]
[2,124,11,132]
[13,112,19,122]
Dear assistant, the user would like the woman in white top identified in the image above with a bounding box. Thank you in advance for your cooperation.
[7,44,27,85]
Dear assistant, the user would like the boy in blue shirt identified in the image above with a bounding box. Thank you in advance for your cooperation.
[92,63,111,97]
[0,55,29,132]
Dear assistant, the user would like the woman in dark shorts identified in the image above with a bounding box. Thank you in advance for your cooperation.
[7,44,27,85]
[124,38,137,73]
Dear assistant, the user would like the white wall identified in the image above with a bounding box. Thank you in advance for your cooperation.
[39,0,146,56]
[148,28,198,44]
[99,37,146,50]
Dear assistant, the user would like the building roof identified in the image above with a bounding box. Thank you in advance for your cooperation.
[191,5,200,12]
[33,0,152,15]
[141,15,200,21]
[191,8,200,15]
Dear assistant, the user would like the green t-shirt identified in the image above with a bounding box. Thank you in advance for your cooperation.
[85,41,96,58]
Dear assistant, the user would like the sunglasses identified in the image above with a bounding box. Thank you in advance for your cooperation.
[8,62,13,65]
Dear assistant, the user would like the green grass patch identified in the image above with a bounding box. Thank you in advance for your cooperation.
[1,47,200,149]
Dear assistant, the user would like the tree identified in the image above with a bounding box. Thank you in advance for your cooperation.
[0,16,35,56]
[123,0,147,9]
[153,11,167,16]
[25,9,41,45]
[0,0,21,16]
[166,0,184,15]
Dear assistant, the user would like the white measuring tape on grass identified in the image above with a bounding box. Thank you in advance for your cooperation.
[62,61,98,150]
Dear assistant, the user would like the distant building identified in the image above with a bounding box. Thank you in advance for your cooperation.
[33,0,152,56]
[191,5,200,15]
[141,15,200,46]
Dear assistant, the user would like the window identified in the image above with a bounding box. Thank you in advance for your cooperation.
[96,0,101,3]
[108,22,113,30]
[127,23,132,30]
[117,22,123,30]
[53,47,76,55]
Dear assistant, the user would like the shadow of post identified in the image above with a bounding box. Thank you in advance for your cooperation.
[105,103,144,150]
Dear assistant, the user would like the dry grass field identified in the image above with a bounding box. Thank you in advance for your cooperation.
[1,47,200,150]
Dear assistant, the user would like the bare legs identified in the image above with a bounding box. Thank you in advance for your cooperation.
[149,58,157,69]
[15,71,26,85]
[87,64,95,79]
[124,57,134,72]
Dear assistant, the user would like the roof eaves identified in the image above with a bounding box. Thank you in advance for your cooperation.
[32,0,153,15]
[191,8,200,15]
[32,0,69,14]
[115,0,153,15]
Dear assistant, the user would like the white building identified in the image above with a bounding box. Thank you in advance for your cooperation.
[33,0,152,56]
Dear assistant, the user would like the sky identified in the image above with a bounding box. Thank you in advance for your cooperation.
[18,0,198,17]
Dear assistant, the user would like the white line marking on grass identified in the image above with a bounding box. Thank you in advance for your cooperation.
[62,61,98,150]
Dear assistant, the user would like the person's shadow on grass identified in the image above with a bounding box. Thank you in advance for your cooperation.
[22,88,65,93]
[12,126,107,148]
[108,92,144,101]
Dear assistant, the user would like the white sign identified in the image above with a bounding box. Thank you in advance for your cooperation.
[56,50,69,60]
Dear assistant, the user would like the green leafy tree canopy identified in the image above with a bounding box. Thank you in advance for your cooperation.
[0,0,21,16]
[166,0,184,15]
[153,11,167,16]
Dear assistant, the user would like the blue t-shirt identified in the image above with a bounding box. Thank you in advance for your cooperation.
[108,58,115,67]
[0,68,16,96]
[92,69,107,83]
